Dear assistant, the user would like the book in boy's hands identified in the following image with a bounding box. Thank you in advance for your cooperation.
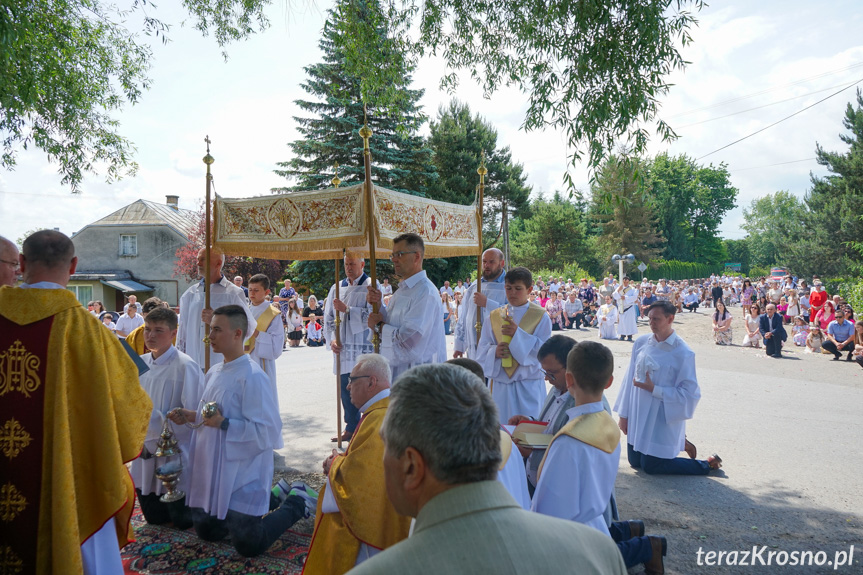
[507,421,551,449]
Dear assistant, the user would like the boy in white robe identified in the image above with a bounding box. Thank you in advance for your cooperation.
[245,273,285,416]
[170,305,312,557]
[131,307,204,528]
[532,341,666,574]
[477,267,552,424]
[614,300,723,475]
[597,295,619,340]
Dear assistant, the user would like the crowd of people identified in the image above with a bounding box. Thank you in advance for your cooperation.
[1,229,859,575]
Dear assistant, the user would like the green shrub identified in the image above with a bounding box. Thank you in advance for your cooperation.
[748,265,771,279]
[532,264,596,285]
[643,260,724,281]
[834,278,863,312]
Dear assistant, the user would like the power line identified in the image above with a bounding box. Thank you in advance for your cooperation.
[696,77,863,161]
[668,61,863,119]
[730,157,816,173]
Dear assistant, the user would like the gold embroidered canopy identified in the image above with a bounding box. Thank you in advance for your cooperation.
[213,183,481,261]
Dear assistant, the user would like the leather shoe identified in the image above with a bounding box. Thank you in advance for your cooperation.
[684,438,697,459]
[626,520,644,538]
[707,453,722,470]
[644,535,667,575]
[331,430,353,443]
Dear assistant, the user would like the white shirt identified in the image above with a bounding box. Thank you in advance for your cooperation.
[114,312,144,336]
[454,272,506,358]
[177,275,256,369]
[378,270,447,381]
[248,301,285,421]
[613,331,700,459]
[130,346,205,496]
[380,283,393,296]
[497,433,531,510]
[324,273,376,375]
[187,355,283,518]
[532,401,620,536]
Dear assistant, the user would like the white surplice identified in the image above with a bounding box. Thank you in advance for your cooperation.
[323,273,376,375]
[186,355,283,519]
[248,301,285,419]
[613,331,700,459]
[177,276,256,369]
[613,286,639,336]
[378,270,447,381]
[477,301,552,424]
[497,432,531,510]
[531,402,619,536]
[130,346,205,496]
[453,272,506,359]
[597,304,619,340]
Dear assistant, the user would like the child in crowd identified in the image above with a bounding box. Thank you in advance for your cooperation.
[584,303,598,327]
[477,267,552,424]
[792,316,809,347]
[806,323,824,353]
[532,341,666,574]
[130,307,204,528]
[306,317,324,346]
[777,297,789,322]
[101,312,116,332]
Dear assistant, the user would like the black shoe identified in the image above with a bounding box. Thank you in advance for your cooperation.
[773,353,782,358]
[832,356,841,361]
[627,335,633,341]
[620,336,625,341]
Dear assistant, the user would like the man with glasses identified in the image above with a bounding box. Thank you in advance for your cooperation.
[823,308,855,361]
[304,354,410,573]
[0,235,20,286]
[366,233,447,380]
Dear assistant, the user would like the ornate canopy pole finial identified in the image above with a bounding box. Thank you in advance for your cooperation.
[331,162,341,188]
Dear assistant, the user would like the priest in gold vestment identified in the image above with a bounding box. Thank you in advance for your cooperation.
[0,230,152,574]
[303,354,411,574]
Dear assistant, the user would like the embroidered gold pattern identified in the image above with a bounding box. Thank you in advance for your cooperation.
[0,340,42,398]
[0,483,27,522]
[0,419,31,459]
[0,546,23,574]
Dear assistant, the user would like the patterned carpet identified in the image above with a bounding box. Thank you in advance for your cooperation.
[122,504,311,574]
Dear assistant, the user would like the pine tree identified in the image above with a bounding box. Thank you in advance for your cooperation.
[273,1,435,196]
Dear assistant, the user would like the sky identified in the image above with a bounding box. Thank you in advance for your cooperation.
[1,0,862,247]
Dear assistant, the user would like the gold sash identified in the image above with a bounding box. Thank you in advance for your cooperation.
[490,303,545,377]
[245,303,281,354]
[536,410,620,481]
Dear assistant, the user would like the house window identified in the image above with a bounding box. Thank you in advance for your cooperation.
[67,285,93,306]
[119,234,137,256]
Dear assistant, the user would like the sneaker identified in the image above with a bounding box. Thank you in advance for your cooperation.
[288,481,319,518]
[271,478,292,504]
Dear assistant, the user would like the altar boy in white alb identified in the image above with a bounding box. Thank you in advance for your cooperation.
[477,267,552,424]
[170,305,308,557]
[245,273,285,413]
[613,275,639,341]
[130,307,204,529]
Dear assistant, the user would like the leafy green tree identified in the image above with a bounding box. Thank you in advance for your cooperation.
[799,89,863,276]
[509,192,596,273]
[723,238,751,273]
[740,191,806,269]
[590,156,664,268]
[647,154,738,263]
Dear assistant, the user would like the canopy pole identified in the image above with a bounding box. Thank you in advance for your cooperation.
[359,110,380,354]
[332,166,344,449]
[475,152,487,347]
[203,136,215,372]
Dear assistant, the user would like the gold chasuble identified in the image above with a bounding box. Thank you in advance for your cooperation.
[536,410,621,481]
[0,287,152,574]
[245,304,281,355]
[489,303,546,377]
[303,397,410,575]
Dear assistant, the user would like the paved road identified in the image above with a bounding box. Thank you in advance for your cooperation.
[270,311,863,573]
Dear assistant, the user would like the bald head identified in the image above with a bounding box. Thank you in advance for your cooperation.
[481,248,505,281]
[0,236,19,287]
[20,230,77,286]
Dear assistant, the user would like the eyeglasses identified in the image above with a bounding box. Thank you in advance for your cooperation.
[0,258,19,270]
[540,368,564,383]
[347,374,372,384]
[389,250,418,260]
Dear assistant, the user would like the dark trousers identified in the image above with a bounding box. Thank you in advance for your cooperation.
[683,302,699,312]
[340,372,361,433]
[136,489,192,529]
[822,340,854,360]
[192,497,305,557]
[764,335,783,357]
[609,522,653,568]
[567,313,584,328]
[627,444,710,476]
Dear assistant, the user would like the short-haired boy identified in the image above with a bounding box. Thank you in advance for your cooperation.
[130,307,204,528]
[245,273,285,408]
[169,305,313,557]
[531,341,667,574]
[477,267,552,424]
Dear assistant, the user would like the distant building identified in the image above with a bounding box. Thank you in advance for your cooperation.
[70,195,196,310]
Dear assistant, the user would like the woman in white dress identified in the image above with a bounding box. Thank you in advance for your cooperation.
[597,295,619,340]
[741,303,761,348]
